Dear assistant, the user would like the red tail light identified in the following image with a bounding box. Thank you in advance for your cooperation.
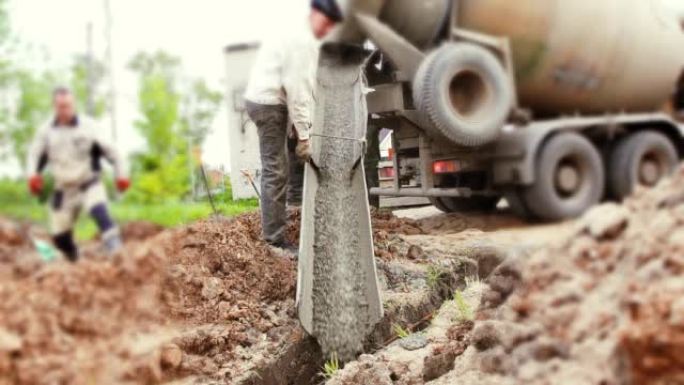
[433,160,461,174]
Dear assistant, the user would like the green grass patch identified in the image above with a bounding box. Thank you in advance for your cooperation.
[453,290,474,322]
[0,199,259,240]
[322,353,340,379]
[393,323,412,339]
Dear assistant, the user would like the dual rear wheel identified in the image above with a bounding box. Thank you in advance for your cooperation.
[432,130,679,221]
[505,130,678,221]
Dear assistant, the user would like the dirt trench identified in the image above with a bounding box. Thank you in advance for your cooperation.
[1,207,495,385]
[324,167,684,385]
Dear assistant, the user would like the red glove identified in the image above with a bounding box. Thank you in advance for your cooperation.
[116,178,131,193]
[28,175,43,196]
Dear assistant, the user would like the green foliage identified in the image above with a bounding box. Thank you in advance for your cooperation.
[426,265,447,289]
[128,51,180,79]
[0,178,259,240]
[0,0,8,46]
[126,50,225,204]
[322,353,340,379]
[127,51,189,203]
[393,323,412,339]
[3,69,58,167]
[453,290,474,322]
[70,55,107,117]
[0,178,30,204]
[180,79,223,143]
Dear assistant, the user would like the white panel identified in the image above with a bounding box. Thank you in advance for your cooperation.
[224,44,262,200]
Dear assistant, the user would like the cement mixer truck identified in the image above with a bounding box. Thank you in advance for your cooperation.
[329,0,684,220]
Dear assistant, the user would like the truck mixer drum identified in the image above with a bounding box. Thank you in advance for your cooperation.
[336,0,684,115]
[413,43,514,146]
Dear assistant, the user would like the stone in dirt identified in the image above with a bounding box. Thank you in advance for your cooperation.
[399,334,428,351]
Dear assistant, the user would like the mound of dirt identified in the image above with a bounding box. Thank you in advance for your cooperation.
[0,207,425,385]
[120,221,165,241]
[0,212,297,385]
[329,167,684,385]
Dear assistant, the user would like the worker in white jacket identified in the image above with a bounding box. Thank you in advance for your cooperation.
[245,0,342,253]
[27,87,130,261]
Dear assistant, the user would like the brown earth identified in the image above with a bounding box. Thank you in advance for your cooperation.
[328,167,684,385]
[0,209,426,385]
[9,162,684,385]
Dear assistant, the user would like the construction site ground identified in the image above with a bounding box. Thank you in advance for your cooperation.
[2,167,683,385]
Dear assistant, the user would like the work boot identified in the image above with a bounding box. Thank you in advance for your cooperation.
[270,241,298,260]
[102,228,123,256]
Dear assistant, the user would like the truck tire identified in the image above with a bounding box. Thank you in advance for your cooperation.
[413,43,514,147]
[430,196,500,213]
[503,189,532,219]
[522,132,605,221]
[429,197,452,213]
[608,131,678,200]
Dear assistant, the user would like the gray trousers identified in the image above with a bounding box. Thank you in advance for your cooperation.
[246,101,304,244]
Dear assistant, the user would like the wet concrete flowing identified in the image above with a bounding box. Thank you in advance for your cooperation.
[308,45,380,362]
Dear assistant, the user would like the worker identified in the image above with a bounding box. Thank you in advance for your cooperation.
[244,0,342,254]
[27,87,130,261]
[287,135,305,207]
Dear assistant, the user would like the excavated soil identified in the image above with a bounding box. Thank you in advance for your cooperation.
[327,167,684,385]
[9,167,684,385]
[0,213,297,385]
[0,208,426,385]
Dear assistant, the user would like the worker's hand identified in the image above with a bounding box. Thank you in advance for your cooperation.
[28,175,43,196]
[296,139,312,162]
[116,178,131,193]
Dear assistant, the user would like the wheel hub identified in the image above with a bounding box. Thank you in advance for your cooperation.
[639,157,661,186]
[555,162,581,195]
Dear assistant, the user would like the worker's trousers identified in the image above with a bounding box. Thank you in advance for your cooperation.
[49,179,118,261]
[245,101,304,245]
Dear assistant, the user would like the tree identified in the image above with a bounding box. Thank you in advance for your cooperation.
[126,50,225,203]
[70,55,107,118]
[180,79,223,143]
[0,0,9,47]
[127,51,189,203]
[179,79,223,199]
[0,2,57,169]
[4,70,57,168]
[0,0,12,124]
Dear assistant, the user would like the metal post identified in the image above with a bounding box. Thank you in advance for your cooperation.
[419,134,434,192]
[85,23,95,117]
[103,0,117,141]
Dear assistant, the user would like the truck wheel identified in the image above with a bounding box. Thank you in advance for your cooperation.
[430,196,500,213]
[522,132,605,221]
[413,43,514,147]
[503,189,532,219]
[608,131,678,200]
[429,197,452,213]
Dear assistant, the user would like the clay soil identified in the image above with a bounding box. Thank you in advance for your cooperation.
[328,168,684,385]
[4,166,684,385]
[0,210,424,385]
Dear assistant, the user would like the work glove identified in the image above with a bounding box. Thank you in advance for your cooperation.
[296,139,312,162]
[28,175,43,196]
[116,178,131,193]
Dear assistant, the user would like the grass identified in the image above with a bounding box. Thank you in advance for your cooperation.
[393,323,412,339]
[426,265,447,289]
[322,353,340,379]
[453,290,474,322]
[0,199,259,240]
